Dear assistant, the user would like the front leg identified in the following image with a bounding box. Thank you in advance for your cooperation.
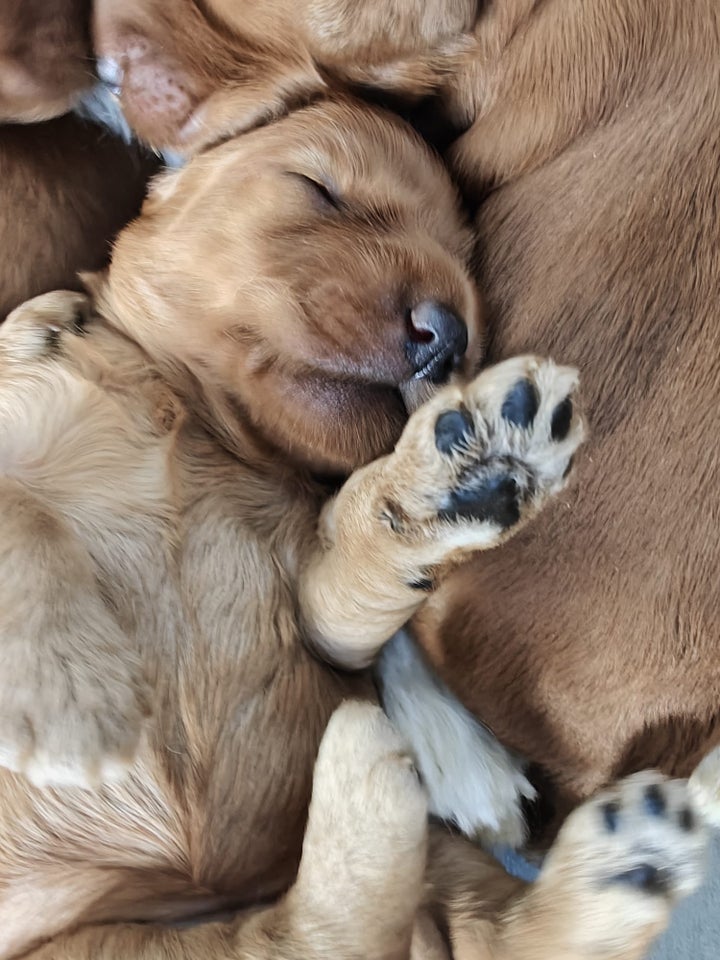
[300,355,584,668]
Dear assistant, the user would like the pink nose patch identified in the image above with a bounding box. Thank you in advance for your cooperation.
[105,32,198,145]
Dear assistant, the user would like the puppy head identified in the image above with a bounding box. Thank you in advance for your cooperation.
[97,97,482,473]
[92,0,473,156]
[92,0,325,156]
[0,0,94,121]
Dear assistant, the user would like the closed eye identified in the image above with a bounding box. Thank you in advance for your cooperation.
[292,173,342,211]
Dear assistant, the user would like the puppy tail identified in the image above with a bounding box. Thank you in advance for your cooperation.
[377,627,535,848]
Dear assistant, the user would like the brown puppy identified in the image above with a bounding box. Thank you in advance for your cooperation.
[413,0,720,819]
[96,0,720,819]
[0,87,700,960]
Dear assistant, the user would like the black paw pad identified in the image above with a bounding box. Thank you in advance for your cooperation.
[678,806,695,832]
[551,396,573,441]
[439,473,521,528]
[614,864,670,895]
[602,800,620,833]
[643,784,667,818]
[435,407,474,454]
[501,379,539,428]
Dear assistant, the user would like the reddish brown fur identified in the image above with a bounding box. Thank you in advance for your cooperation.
[0,0,93,122]
[108,0,720,817]
[418,0,720,816]
[0,115,154,320]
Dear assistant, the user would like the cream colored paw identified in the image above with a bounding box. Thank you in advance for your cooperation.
[689,745,720,828]
[380,355,585,563]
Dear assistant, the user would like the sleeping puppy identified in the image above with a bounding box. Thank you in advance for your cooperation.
[92,0,720,822]
[0,87,703,960]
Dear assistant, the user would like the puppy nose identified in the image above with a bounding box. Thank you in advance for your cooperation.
[406,301,468,382]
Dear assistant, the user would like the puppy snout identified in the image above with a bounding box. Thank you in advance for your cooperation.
[406,301,468,383]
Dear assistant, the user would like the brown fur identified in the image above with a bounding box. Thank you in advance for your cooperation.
[0,0,94,122]
[0,64,699,959]
[0,114,154,320]
[113,0,720,819]
[414,0,720,817]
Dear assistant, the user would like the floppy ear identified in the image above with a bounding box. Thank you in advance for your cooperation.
[92,0,325,156]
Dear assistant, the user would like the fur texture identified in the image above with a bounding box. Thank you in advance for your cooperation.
[0,284,702,960]
[132,0,720,821]
[0,114,154,320]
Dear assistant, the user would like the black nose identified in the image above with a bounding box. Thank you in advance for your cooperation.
[406,301,468,383]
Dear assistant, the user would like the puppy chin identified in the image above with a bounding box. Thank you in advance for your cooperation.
[399,371,465,414]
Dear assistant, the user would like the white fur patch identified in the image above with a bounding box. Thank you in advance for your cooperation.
[73,82,185,168]
[377,628,535,847]
[74,83,133,143]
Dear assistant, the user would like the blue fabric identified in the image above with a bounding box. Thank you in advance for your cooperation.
[490,844,542,883]
[650,830,720,959]
[493,830,720,957]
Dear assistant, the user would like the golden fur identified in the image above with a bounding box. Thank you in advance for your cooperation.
[0,82,703,960]
[90,0,720,822]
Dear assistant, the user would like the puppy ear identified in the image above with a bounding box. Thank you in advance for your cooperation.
[93,0,325,155]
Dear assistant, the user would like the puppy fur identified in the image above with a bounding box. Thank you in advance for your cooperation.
[0,0,94,122]
[99,0,720,820]
[0,114,154,320]
[0,69,702,960]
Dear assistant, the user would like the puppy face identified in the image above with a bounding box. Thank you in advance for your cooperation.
[100,99,482,473]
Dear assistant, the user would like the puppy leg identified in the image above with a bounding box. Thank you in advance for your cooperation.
[484,773,708,960]
[286,701,428,958]
[299,355,584,668]
[27,703,427,960]
[0,293,150,788]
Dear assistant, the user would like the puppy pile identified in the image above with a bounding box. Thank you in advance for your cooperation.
[0,2,718,959]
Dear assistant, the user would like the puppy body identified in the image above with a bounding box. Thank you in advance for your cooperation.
[0,97,590,958]
[138,0,720,813]
[415,0,720,815]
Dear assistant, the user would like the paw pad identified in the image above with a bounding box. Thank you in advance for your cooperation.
[501,378,539,428]
[551,396,573,441]
[434,407,474,454]
[439,474,521,529]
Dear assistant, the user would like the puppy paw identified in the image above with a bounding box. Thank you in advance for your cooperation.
[0,645,150,789]
[382,355,584,567]
[0,290,91,360]
[689,744,720,828]
[533,772,708,956]
[293,702,427,953]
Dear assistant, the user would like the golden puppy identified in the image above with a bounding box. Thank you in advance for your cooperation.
[0,88,702,960]
[90,0,720,822]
